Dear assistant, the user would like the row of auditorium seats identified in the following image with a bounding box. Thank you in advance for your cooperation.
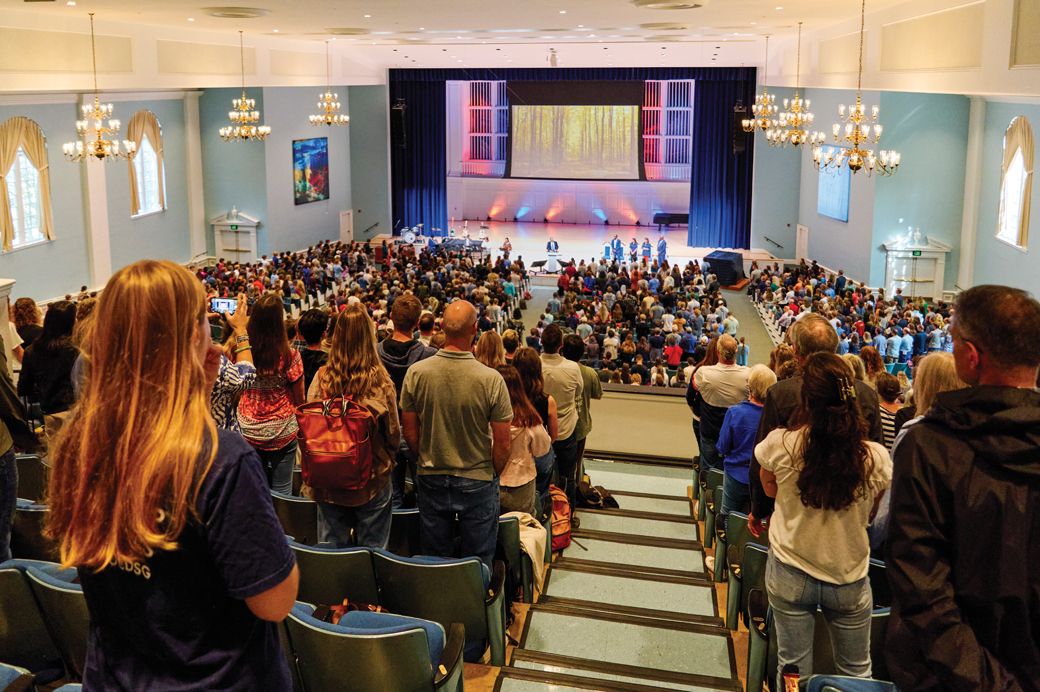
[694,457,896,691]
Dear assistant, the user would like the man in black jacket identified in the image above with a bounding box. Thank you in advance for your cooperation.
[885,285,1040,691]
[747,313,883,536]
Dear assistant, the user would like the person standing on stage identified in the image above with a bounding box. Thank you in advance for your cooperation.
[546,237,559,253]
[611,235,624,263]
[629,237,638,264]
[501,237,512,262]
[657,234,668,265]
[642,237,652,264]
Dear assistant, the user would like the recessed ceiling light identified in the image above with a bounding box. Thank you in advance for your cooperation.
[202,6,270,19]
[775,5,783,9]
[66,1,76,6]
[457,59,463,62]
[750,21,757,25]
[559,10,567,14]
[187,17,195,22]
[364,14,372,18]
[272,28,279,32]
[577,24,584,28]
[419,27,425,31]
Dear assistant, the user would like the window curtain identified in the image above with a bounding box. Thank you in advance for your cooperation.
[126,110,166,215]
[1001,116,1034,248]
[687,77,756,250]
[0,116,54,251]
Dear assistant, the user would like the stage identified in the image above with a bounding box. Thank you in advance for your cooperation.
[419,221,777,274]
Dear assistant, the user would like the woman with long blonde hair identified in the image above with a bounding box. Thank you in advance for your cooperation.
[46,260,298,690]
[474,329,506,368]
[307,303,400,548]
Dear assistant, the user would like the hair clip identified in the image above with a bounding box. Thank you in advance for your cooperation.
[838,377,857,402]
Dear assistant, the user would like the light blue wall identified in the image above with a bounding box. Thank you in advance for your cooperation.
[797,88,879,281]
[261,86,352,254]
[973,100,1040,296]
[871,92,969,289]
[199,87,268,256]
[105,98,192,271]
[0,102,91,300]
[750,87,801,256]
[348,85,391,240]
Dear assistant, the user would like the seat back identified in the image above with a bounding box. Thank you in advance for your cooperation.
[11,501,58,561]
[725,511,752,578]
[387,508,420,557]
[372,551,487,651]
[804,675,898,692]
[290,543,379,607]
[0,663,34,692]
[868,608,891,682]
[271,491,319,546]
[285,606,436,692]
[741,543,769,628]
[26,566,90,680]
[867,559,891,609]
[15,455,48,503]
[497,516,522,592]
[705,469,725,508]
[0,563,64,675]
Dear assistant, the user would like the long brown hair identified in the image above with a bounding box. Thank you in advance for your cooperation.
[496,365,542,428]
[318,303,392,399]
[793,353,872,511]
[248,292,291,372]
[512,347,545,403]
[859,345,885,377]
[46,260,217,569]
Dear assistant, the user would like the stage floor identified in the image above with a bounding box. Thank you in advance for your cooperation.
[449,221,777,273]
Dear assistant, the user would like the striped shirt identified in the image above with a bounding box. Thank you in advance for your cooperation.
[879,406,898,450]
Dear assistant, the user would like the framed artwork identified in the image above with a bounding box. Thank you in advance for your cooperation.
[817,145,851,223]
[292,137,329,205]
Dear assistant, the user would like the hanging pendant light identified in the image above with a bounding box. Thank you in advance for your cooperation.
[309,41,349,126]
[219,31,271,142]
[810,0,900,176]
[63,14,135,162]
[743,35,778,134]
[767,22,814,148]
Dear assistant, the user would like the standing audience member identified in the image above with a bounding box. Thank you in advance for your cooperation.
[12,297,43,348]
[514,347,559,519]
[400,300,512,569]
[296,308,329,393]
[474,330,506,368]
[540,324,584,511]
[496,365,551,515]
[502,329,520,364]
[758,353,892,687]
[718,365,777,526]
[237,293,305,495]
[886,285,1040,690]
[209,296,256,432]
[858,346,886,390]
[892,351,964,437]
[45,260,298,690]
[693,334,749,470]
[18,300,78,440]
[748,315,883,537]
[875,372,903,449]
[561,334,603,483]
[306,304,399,549]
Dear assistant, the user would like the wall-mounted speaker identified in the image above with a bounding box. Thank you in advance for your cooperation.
[391,97,407,149]
[732,101,748,156]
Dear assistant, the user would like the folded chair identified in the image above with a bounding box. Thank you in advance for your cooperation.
[26,565,90,680]
[15,455,48,503]
[285,603,464,692]
[11,500,58,562]
[288,542,380,607]
[372,550,507,665]
[387,508,421,557]
[725,511,769,629]
[497,515,540,603]
[271,491,319,546]
[0,560,67,681]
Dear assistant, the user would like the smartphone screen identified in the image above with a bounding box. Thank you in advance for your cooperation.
[211,298,237,315]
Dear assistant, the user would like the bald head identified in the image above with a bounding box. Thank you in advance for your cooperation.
[442,300,478,349]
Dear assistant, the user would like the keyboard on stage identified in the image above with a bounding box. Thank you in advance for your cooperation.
[653,212,689,229]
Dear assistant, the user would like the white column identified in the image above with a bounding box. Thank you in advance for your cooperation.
[957,96,986,290]
[79,94,113,288]
[183,91,208,261]
[0,278,14,330]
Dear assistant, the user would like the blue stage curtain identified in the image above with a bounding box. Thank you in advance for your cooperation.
[688,76,756,250]
[389,78,448,235]
[388,68,756,242]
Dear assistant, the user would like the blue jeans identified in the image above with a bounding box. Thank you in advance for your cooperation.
[317,481,393,549]
[416,474,500,570]
[700,432,721,471]
[256,441,297,495]
[720,472,750,532]
[766,552,873,687]
[0,448,16,563]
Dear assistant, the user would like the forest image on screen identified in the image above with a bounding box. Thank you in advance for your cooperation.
[511,105,639,180]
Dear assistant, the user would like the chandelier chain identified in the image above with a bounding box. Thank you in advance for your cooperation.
[795,22,802,91]
[89,13,98,95]
[239,31,245,92]
[857,0,865,93]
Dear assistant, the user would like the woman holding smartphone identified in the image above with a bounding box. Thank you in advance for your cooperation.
[46,260,298,690]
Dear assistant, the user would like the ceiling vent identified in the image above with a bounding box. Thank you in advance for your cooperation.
[639,22,690,30]
[324,27,372,35]
[632,0,706,9]
[202,7,270,19]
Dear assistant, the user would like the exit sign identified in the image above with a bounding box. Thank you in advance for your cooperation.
[912,250,922,257]
[230,224,239,230]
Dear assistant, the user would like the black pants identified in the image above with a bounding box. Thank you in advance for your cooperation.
[553,429,581,509]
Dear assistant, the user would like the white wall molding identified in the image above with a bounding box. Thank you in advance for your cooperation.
[78,96,113,287]
[183,91,208,260]
[957,96,986,289]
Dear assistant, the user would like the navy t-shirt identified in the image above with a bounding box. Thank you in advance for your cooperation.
[78,431,296,691]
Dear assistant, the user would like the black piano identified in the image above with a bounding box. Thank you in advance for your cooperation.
[653,212,689,231]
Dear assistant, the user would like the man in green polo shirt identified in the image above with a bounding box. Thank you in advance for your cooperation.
[400,300,512,569]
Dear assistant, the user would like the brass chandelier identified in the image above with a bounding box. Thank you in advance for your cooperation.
[220,31,271,142]
[742,35,778,134]
[810,0,901,176]
[63,14,135,162]
[309,41,349,127]
[767,22,814,148]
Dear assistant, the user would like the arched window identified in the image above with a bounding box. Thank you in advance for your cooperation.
[0,117,54,251]
[127,110,166,217]
[996,116,1033,249]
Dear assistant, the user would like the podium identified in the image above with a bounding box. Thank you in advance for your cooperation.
[546,251,561,273]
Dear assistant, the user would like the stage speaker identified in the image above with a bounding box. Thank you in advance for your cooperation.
[391,98,407,149]
[732,102,748,155]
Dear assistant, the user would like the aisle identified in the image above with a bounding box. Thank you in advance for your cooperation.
[719,289,774,367]
[495,457,742,691]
